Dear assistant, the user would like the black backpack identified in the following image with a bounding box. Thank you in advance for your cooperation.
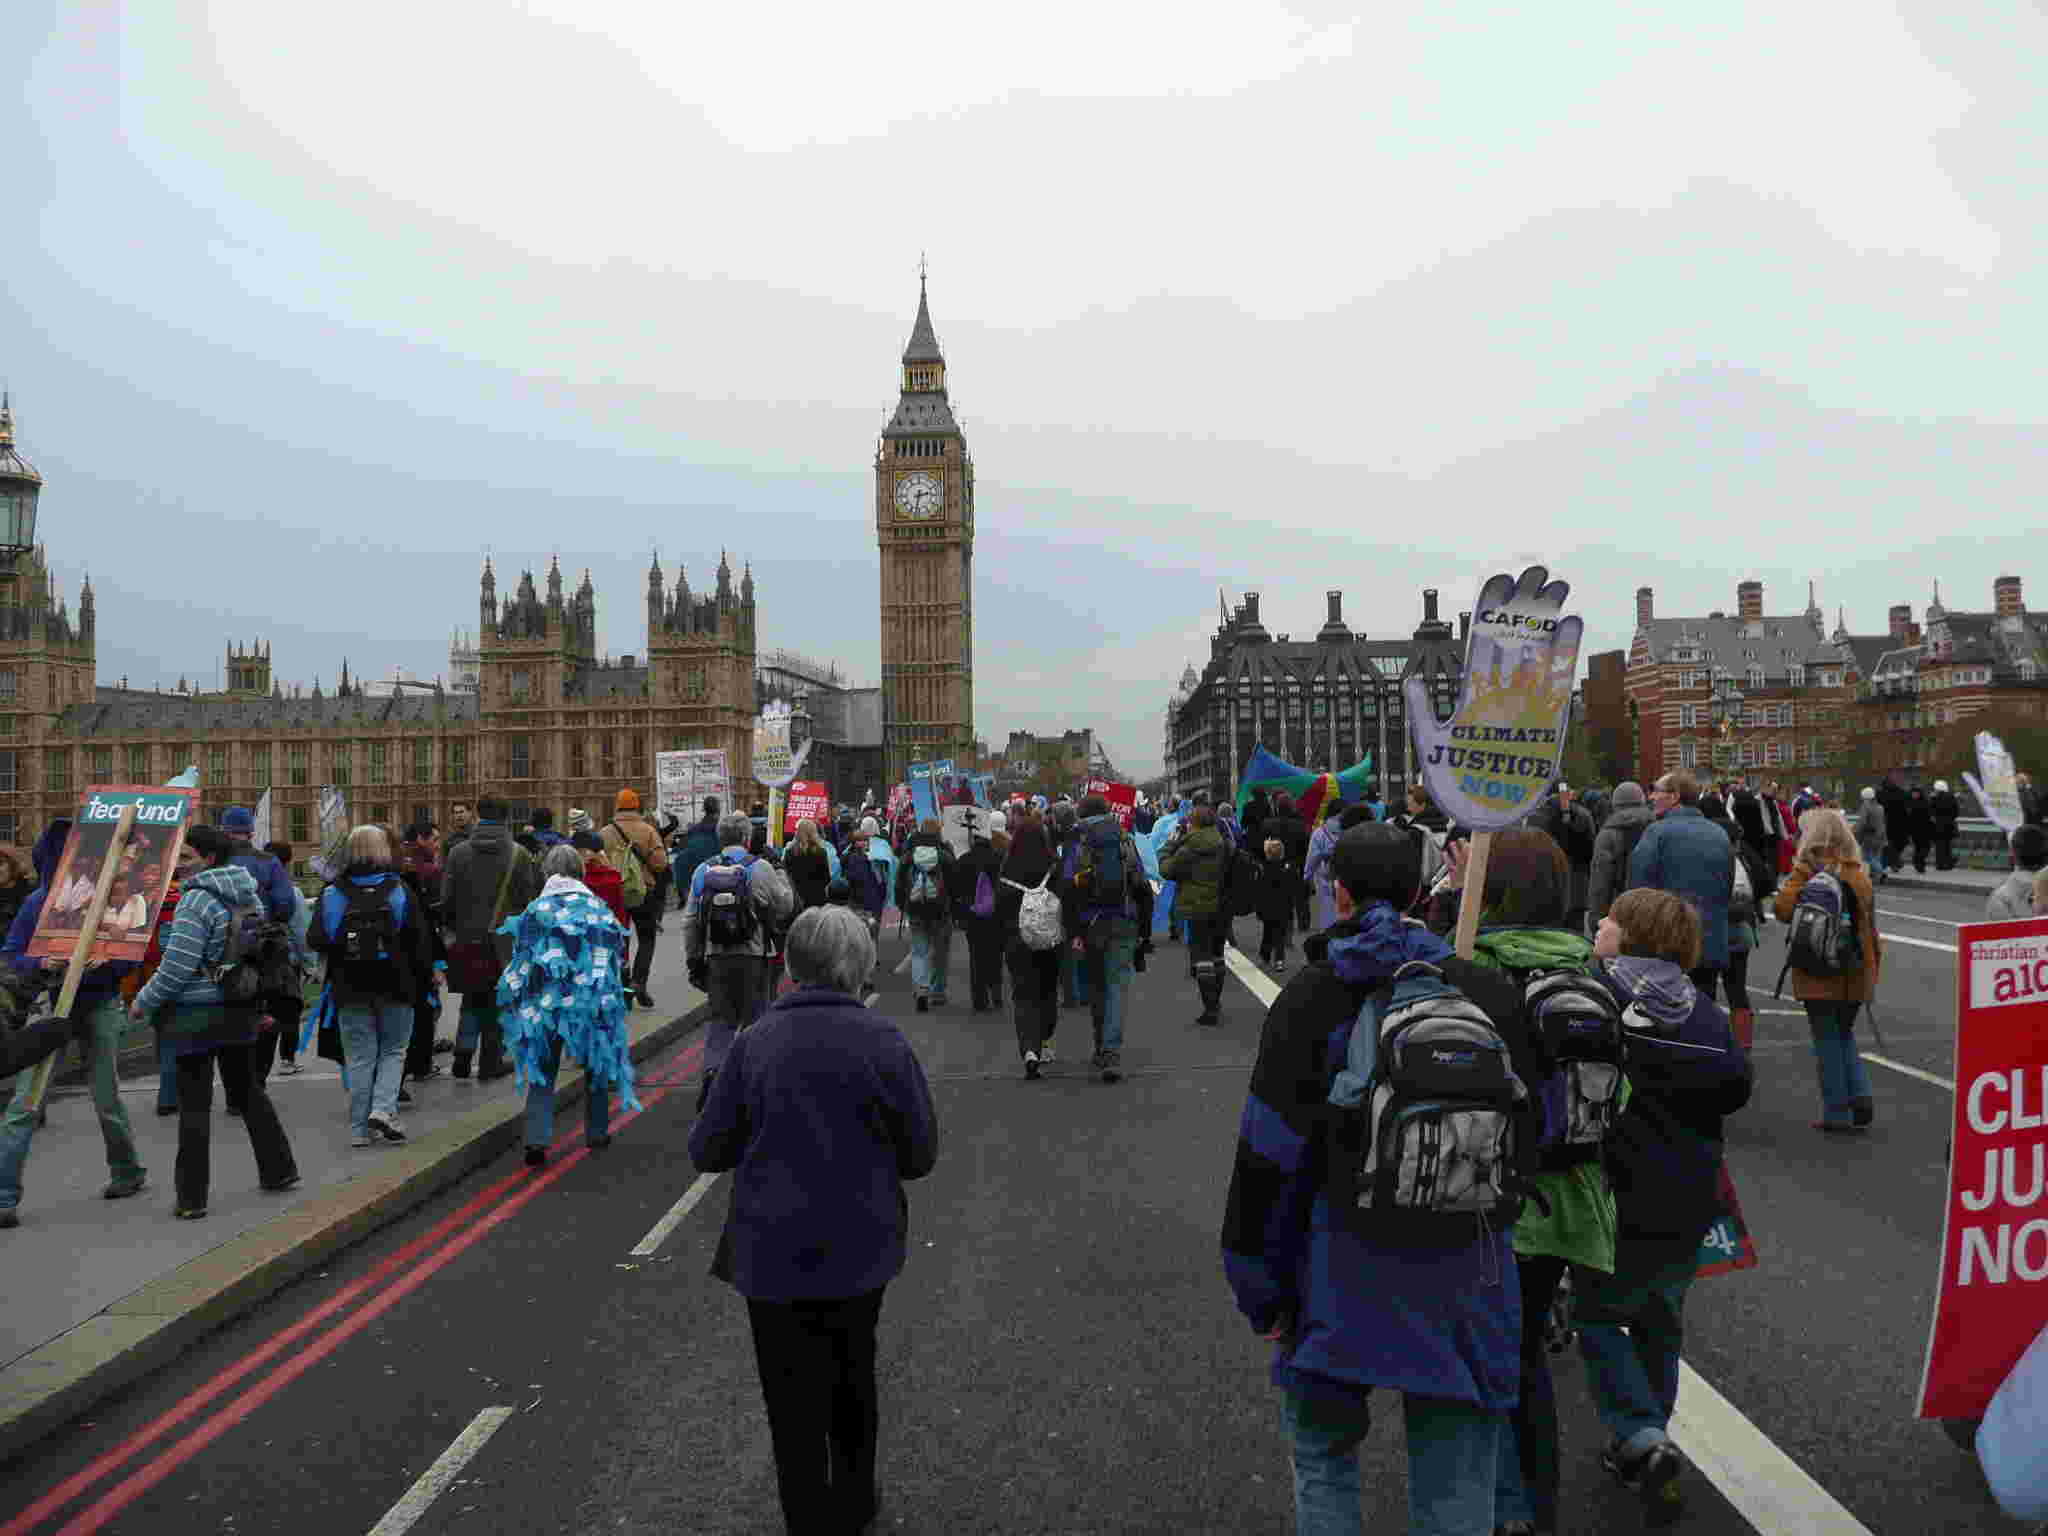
[335,882,404,994]
[701,859,758,948]
[1518,969,1625,1171]
[1074,818,1129,908]
[204,894,273,1005]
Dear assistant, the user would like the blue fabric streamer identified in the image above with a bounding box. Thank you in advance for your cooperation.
[493,886,641,1112]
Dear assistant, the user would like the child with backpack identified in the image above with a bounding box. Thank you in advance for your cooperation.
[1772,806,1882,1133]
[1254,836,1297,972]
[1579,888,1752,1523]
[895,819,959,1012]
[953,828,1005,1014]
[1221,823,1542,1533]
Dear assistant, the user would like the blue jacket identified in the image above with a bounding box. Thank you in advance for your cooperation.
[689,986,939,1301]
[842,846,888,919]
[1597,956,1752,1241]
[1626,805,1735,969]
[1220,904,1522,1412]
[228,839,298,924]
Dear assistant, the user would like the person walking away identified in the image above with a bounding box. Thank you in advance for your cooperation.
[1930,780,1962,871]
[1579,891,1752,1521]
[841,819,889,953]
[998,817,1064,1079]
[1221,824,1534,1535]
[500,844,638,1167]
[895,818,958,1012]
[1629,771,1734,1003]
[690,907,938,1536]
[1060,793,1154,1081]
[1854,787,1889,882]
[311,826,434,1147]
[0,822,147,1226]
[1424,826,1620,1536]
[1773,809,1883,1132]
[1050,803,1087,1009]
[682,812,796,1109]
[439,793,541,1081]
[675,797,722,910]
[1255,837,1298,972]
[1263,793,1312,937]
[570,830,631,929]
[528,807,566,850]
[1905,786,1934,875]
[1532,782,1598,933]
[1729,785,1776,900]
[1986,825,2048,922]
[1163,805,1230,1027]
[218,805,302,1094]
[1302,801,1347,935]
[129,826,298,1218]
[1877,773,1912,876]
[1700,793,1767,1054]
[602,789,670,1011]
[784,818,834,912]
[1587,781,1653,927]
[953,825,1005,1013]
[263,841,313,1077]
[1241,787,1272,845]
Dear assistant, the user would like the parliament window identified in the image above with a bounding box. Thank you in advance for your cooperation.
[88,746,112,780]
[599,734,616,776]
[368,742,388,785]
[288,744,308,786]
[0,813,16,843]
[46,749,70,792]
[569,737,586,778]
[332,744,352,786]
[209,745,228,781]
[127,745,147,779]
[251,745,271,783]
[413,739,432,783]
[509,736,531,779]
[0,669,16,701]
[289,804,309,843]
[0,751,15,791]
[449,742,468,782]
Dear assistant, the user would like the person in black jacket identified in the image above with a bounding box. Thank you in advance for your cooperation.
[1532,783,1598,932]
[1579,888,1753,1522]
[1905,786,1935,874]
[1261,793,1312,935]
[952,829,1005,1013]
[1930,779,1962,870]
[1253,837,1298,971]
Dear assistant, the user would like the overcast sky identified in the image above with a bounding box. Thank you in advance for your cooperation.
[6,3,2044,778]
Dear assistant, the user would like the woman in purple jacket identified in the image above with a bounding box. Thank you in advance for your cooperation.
[689,904,939,1536]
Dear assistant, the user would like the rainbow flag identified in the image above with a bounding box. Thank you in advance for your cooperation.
[1235,746,1375,817]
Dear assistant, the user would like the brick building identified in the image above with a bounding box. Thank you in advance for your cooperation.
[0,396,758,865]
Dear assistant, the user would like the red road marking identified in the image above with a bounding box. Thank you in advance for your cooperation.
[7,1038,702,1536]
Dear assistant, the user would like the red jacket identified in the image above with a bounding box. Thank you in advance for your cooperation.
[582,859,630,930]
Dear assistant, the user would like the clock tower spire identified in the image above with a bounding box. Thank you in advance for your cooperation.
[877,268,976,786]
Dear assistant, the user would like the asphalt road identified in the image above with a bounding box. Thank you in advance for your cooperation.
[0,891,2021,1535]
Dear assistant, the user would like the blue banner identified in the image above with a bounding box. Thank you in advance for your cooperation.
[909,761,937,824]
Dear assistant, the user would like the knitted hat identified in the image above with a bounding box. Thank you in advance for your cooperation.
[221,806,255,835]
[568,808,594,833]
[1611,781,1646,807]
[615,788,640,811]
[859,817,881,837]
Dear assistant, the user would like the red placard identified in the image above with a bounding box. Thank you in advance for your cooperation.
[783,781,831,839]
[1086,780,1138,831]
[1918,917,2048,1421]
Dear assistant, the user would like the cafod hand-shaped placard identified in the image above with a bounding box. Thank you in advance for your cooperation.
[1404,565,1584,832]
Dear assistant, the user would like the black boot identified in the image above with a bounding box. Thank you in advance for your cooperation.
[451,1051,473,1080]
[1195,962,1224,1026]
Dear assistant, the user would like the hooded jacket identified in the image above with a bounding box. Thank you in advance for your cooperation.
[1220,904,1528,1412]
[440,822,542,945]
[1596,956,1752,1241]
[132,863,262,1023]
[1163,823,1229,921]
[227,836,298,923]
[1587,803,1653,923]
[895,831,958,921]
[1627,806,1735,969]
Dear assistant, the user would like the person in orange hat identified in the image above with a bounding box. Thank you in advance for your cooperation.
[601,788,670,1009]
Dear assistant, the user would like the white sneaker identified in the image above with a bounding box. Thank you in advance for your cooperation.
[1023,1051,1041,1080]
[350,1133,372,1148]
[278,1061,303,1076]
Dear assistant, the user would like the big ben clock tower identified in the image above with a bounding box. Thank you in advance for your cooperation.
[877,272,975,787]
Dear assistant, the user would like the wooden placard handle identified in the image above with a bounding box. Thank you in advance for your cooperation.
[21,803,139,1117]
[1452,828,1493,961]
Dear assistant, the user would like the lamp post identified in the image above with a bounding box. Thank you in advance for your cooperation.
[1711,678,1746,778]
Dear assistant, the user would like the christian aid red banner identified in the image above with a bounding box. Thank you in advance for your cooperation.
[1918,917,2048,1420]
[1085,780,1138,831]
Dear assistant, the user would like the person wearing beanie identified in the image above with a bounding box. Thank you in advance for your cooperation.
[1221,824,1537,1531]
[1930,779,1962,871]
[568,808,594,836]
[1588,780,1653,929]
[601,788,669,1009]
[1853,786,1888,879]
[221,806,296,924]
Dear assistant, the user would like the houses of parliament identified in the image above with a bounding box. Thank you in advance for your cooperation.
[0,280,976,863]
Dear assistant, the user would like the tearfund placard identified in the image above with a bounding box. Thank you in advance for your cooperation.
[1405,565,1584,831]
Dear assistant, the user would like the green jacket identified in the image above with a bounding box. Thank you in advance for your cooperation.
[1467,925,1618,1274]
[1162,825,1228,919]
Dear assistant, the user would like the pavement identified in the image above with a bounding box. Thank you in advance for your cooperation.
[0,891,2032,1533]
[0,954,706,1466]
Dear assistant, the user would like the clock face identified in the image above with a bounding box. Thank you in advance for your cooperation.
[895,470,942,520]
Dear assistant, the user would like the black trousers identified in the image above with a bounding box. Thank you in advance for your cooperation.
[629,903,659,992]
[746,1287,885,1536]
[1006,940,1060,1060]
[963,917,1004,1009]
[175,1043,295,1209]
[270,995,303,1068]
[1258,918,1289,964]
[1908,832,1931,873]
[1510,1254,1569,1533]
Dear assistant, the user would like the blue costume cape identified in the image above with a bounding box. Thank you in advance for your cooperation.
[492,883,641,1109]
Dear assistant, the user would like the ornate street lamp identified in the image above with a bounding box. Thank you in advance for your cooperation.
[0,394,40,558]
[1711,678,1746,771]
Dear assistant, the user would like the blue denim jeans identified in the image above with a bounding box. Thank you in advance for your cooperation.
[1281,1388,1499,1536]
[337,999,410,1135]
[523,1037,612,1148]
[1079,925,1136,1056]
[1575,1237,1697,1455]
[1804,1000,1871,1126]
[457,999,493,1053]
[0,998,142,1209]
[909,920,952,1000]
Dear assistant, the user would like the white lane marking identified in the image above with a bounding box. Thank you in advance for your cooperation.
[1671,1364,1874,1535]
[1879,930,1958,955]
[1222,941,1882,1534]
[894,953,912,975]
[1878,908,1965,928]
[366,1405,516,1536]
[629,1171,722,1256]
[1861,1052,1955,1092]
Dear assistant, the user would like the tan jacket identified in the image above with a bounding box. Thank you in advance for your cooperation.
[603,810,670,878]
[1773,856,1881,1002]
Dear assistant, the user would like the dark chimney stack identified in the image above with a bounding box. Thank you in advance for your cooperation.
[1889,604,1912,641]
[1995,575,2024,618]
[1326,590,1343,625]
[1423,588,1440,625]
[1636,587,1654,627]
[1737,580,1764,622]
[1459,611,1471,643]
